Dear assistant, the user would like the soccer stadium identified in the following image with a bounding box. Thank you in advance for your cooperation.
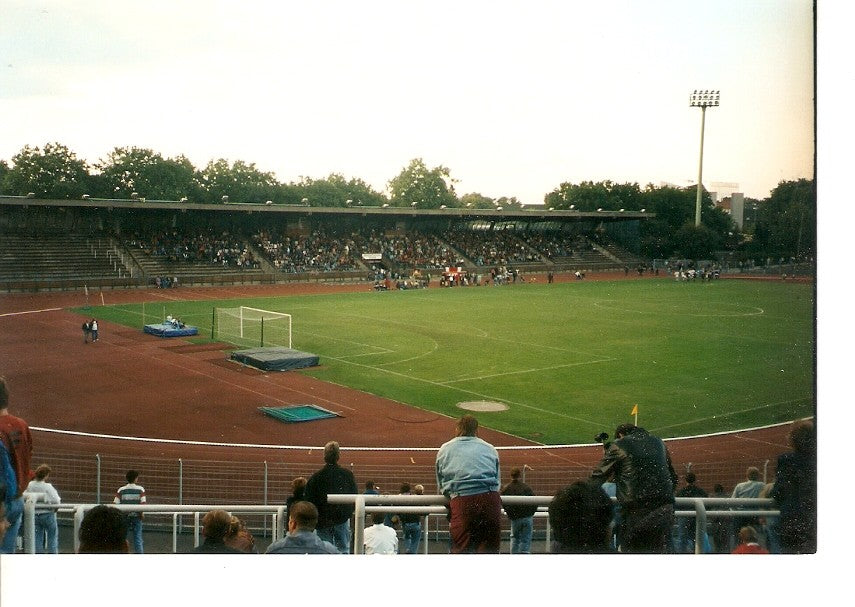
[0,194,815,557]
[0,5,825,601]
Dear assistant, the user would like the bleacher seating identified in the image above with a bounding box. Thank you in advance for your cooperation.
[0,233,133,290]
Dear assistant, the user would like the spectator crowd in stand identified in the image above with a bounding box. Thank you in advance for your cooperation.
[130,228,259,268]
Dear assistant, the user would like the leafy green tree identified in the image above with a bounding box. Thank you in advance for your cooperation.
[459,192,495,209]
[387,158,459,209]
[495,196,523,210]
[756,178,815,258]
[3,143,91,199]
[671,222,723,259]
[295,173,388,207]
[544,180,644,211]
[96,147,201,201]
[197,159,280,204]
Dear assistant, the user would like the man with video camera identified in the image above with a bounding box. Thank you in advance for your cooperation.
[590,424,677,553]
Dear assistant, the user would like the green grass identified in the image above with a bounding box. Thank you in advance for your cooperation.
[78,279,815,445]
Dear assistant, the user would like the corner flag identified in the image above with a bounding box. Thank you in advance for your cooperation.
[630,404,638,416]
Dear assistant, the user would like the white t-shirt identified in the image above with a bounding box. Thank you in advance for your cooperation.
[363,523,398,555]
[25,479,61,504]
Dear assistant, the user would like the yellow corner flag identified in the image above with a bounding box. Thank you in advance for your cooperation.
[630,404,638,416]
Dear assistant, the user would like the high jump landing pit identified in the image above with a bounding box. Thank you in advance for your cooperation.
[457,400,509,412]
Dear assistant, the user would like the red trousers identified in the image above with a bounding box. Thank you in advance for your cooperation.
[448,491,502,554]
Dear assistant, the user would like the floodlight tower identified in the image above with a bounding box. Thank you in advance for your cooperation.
[689,89,720,226]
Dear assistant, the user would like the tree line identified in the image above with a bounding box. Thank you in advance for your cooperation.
[0,143,814,261]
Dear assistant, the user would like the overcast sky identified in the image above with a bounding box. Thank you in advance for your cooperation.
[0,0,816,204]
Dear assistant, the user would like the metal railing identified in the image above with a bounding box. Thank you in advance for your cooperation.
[19,493,777,555]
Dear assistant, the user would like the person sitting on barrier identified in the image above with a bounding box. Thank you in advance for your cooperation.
[265,500,340,554]
[549,481,615,553]
[435,414,502,554]
[363,511,398,555]
[191,509,245,553]
[78,505,129,553]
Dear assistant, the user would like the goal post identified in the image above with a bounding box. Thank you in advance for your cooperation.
[214,306,292,348]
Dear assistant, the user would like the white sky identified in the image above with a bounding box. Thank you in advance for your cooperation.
[0,1,816,204]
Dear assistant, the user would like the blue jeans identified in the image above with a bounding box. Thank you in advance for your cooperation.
[510,516,533,554]
[1,497,23,553]
[127,516,144,554]
[402,521,422,554]
[317,519,350,554]
[34,512,59,554]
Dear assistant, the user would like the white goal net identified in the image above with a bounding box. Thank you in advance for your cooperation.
[215,306,292,349]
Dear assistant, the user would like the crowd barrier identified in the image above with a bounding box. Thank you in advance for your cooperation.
[20,493,778,555]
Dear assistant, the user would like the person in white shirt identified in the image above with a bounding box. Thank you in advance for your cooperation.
[363,512,398,555]
[25,463,61,553]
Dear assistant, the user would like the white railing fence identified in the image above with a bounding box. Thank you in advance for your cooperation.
[20,493,777,555]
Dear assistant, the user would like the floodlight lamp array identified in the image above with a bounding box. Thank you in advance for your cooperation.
[690,89,720,107]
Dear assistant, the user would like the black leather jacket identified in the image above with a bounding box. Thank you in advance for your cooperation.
[591,427,677,511]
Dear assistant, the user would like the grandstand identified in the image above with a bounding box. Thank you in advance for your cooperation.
[0,196,654,292]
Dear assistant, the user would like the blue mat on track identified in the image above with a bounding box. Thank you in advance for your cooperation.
[143,323,199,337]
[259,404,340,423]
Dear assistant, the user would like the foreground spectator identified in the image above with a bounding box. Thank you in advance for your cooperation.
[397,483,422,554]
[285,476,307,528]
[78,505,129,553]
[363,511,398,554]
[0,376,33,554]
[436,414,502,554]
[304,441,358,553]
[0,482,10,545]
[25,464,62,553]
[265,501,339,554]
[770,421,816,553]
[115,469,146,553]
[590,424,677,553]
[673,471,710,554]
[731,526,769,554]
[549,481,615,553]
[501,467,538,554]
[191,509,244,553]
[731,466,766,541]
[224,514,257,553]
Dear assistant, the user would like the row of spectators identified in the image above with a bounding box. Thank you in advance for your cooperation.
[129,227,611,273]
[253,229,361,273]
[129,229,259,269]
[441,230,542,266]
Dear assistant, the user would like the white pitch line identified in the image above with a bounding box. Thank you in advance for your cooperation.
[439,357,615,384]
[0,307,62,317]
[651,397,812,433]
[322,353,604,429]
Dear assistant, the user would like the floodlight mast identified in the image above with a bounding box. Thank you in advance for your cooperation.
[689,89,720,226]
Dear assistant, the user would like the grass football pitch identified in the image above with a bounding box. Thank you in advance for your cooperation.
[87,279,815,445]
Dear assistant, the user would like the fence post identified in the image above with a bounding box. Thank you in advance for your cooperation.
[178,458,184,534]
[263,461,269,538]
[694,499,708,554]
[23,496,37,554]
[353,495,366,555]
[95,454,101,503]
